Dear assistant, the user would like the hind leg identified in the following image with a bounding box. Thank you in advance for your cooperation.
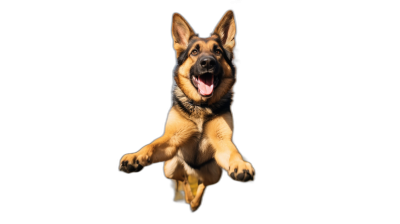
[190,182,208,212]
[164,157,194,203]
[190,162,222,211]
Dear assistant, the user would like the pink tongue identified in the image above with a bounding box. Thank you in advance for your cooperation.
[198,74,214,96]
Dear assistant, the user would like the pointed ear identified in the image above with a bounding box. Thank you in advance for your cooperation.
[213,10,236,52]
[172,13,195,55]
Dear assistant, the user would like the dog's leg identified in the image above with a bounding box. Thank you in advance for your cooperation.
[190,162,223,212]
[164,158,194,203]
[183,177,194,203]
[120,107,197,173]
[190,182,206,211]
[214,138,255,182]
[204,112,255,182]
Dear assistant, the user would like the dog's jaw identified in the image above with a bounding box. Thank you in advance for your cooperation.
[191,73,221,98]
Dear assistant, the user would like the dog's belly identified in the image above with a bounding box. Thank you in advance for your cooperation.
[174,133,217,178]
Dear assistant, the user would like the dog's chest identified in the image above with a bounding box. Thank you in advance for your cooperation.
[192,116,206,133]
[190,115,212,152]
[178,114,214,166]
[189,106,213,131]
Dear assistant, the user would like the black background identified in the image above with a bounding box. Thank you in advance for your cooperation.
[56,1,344,222]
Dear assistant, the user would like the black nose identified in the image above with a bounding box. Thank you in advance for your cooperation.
[200,57,216,69]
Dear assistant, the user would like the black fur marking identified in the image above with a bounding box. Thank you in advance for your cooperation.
[173,93,192,115]
[210,91,233,115]
[215,37,233,63]
[177,50,189,66]
[177,38,199,65]
[185,158,216,170]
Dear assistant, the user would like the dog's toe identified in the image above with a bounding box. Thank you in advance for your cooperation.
[126,164,135,172]
[119,153,145,173]
[228,160,255,182]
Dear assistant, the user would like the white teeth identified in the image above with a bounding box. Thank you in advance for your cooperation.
[192,76,198,87]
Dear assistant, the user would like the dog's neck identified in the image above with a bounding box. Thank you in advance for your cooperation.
[187,98,208,107]
[172,85,232,119]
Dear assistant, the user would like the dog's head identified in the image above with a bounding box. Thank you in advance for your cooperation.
[172,11,236,105]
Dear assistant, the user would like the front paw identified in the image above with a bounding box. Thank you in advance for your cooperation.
[228,160,255,182]
[119,151,152,173]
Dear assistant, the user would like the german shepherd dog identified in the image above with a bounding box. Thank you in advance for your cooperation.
[119,10,255,211]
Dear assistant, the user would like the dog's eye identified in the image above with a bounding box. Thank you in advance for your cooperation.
[215,49,222,55]
[191,50,198,56]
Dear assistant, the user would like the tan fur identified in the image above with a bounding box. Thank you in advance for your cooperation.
[119,10,254,212]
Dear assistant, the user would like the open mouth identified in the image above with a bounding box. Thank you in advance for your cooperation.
[191,73,217,97]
